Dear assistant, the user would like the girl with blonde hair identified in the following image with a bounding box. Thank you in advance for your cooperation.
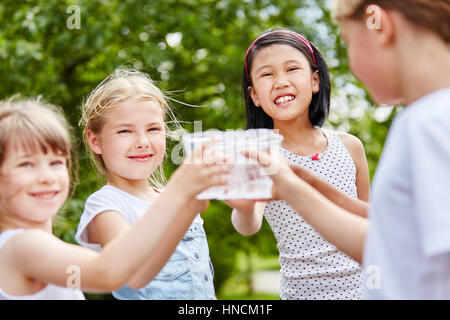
[76,68,219,299]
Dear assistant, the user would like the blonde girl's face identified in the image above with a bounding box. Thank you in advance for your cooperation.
[248,44,320,126]
[88,100,166,183]
[0,142,70,226]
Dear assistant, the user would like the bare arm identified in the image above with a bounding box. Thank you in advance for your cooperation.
[88,199,208,289]
[11,188,195,292]
[279,174,368,263]
[246,150,368,263]
[229,201,266,236]
[289,164,369,218]
[7,143,230,293]
[337,132,371,203]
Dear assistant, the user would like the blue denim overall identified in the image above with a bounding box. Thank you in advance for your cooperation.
[112,222,215,300]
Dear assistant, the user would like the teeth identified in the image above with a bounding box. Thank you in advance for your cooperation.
[275,96,294,104]
[131,155,151,158]
[33,192,56,199]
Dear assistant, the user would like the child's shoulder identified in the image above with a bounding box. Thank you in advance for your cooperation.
[326,129,364,153]
[0,229,51,287]
[326,129,366,166]
[83,185,133,217]
[83,185,152,218]
[335,131,363,147]
[0,229,60,265]
[86,185,129,203]
[3,229,59,247]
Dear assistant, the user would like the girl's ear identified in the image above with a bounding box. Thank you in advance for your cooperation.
[312,70,320,94]
[368,5,395,47]
[248,86,261,107]
[85,129,102,155]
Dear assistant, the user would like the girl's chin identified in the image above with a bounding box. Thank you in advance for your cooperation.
[23,210,57,224]
[109,167,158,182]
[120,171,155,181]
[269,107,307,120]
[271,114,303,123]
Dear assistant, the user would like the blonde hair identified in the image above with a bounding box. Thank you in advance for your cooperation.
[333,0,450,44]
[0,96,76,190]
[80,68,183,188]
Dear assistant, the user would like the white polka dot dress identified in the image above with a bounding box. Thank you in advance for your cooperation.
[264,129,363,300]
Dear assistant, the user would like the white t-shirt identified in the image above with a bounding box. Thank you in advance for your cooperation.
[76,185,203,251]
[363,88,450,299]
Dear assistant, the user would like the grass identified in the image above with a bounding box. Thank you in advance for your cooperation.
[217,252,280,300]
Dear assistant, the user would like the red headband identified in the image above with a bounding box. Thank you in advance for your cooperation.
[244,31,316,79]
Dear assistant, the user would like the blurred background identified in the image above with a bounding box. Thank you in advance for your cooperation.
[0,0,398,299]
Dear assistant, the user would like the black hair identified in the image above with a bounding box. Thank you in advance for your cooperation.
[242,29,331,129]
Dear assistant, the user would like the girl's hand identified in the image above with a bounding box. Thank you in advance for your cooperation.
[243,149,298,199]
[167,138,230,200]
[288,163,316,186]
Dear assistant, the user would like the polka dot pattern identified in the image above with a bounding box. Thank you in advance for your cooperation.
[265,129,363,300]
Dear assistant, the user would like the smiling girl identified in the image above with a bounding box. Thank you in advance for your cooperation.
[0,97,227,299]
[76,68,218,300]
[245,0,450,299]
[227,29,370,300]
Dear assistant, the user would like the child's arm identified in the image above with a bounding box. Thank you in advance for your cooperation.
[8,188,198,292]
[337,132,371,203]
[246,150,368,263]
[6,143,230,293]
[289,164,369,218]
[126,199,209,289]
[87,199,208,289]
[279,174,368,263]
[228,200,266,236]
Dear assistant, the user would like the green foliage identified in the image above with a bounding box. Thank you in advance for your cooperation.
[0,0,392,298]
[203,201,278,291]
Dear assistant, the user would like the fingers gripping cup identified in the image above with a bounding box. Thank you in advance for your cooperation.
[182,129,284,200]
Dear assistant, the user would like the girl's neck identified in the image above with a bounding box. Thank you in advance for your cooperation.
[107,177,157,202]
[274,119,326,154]
[0,215,52,233]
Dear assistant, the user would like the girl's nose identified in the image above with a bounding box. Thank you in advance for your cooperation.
[38,164,56,185]
[274,74,289,89]
[135,132,150,149]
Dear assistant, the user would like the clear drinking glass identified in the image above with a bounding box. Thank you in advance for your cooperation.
[182,129,284,200]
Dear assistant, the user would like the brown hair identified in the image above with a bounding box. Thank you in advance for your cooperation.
[0,96,77,191]
[333,0,450,44]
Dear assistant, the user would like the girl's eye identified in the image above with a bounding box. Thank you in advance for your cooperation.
[148,127,161,132]
[288,67,300,72]
[18,162,32,168]
[51,160,65,166]
[117,129,131,134]
[261,73,273,77]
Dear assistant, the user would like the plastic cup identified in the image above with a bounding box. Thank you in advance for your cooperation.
[182,129,284,200]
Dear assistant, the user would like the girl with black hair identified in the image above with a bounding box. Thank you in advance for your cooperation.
[245,0,450,300]
[227,29,370,300]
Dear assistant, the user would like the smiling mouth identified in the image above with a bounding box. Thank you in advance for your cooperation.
[274,95,295,106]
[30,191,59,200]
[128,154,154,162]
